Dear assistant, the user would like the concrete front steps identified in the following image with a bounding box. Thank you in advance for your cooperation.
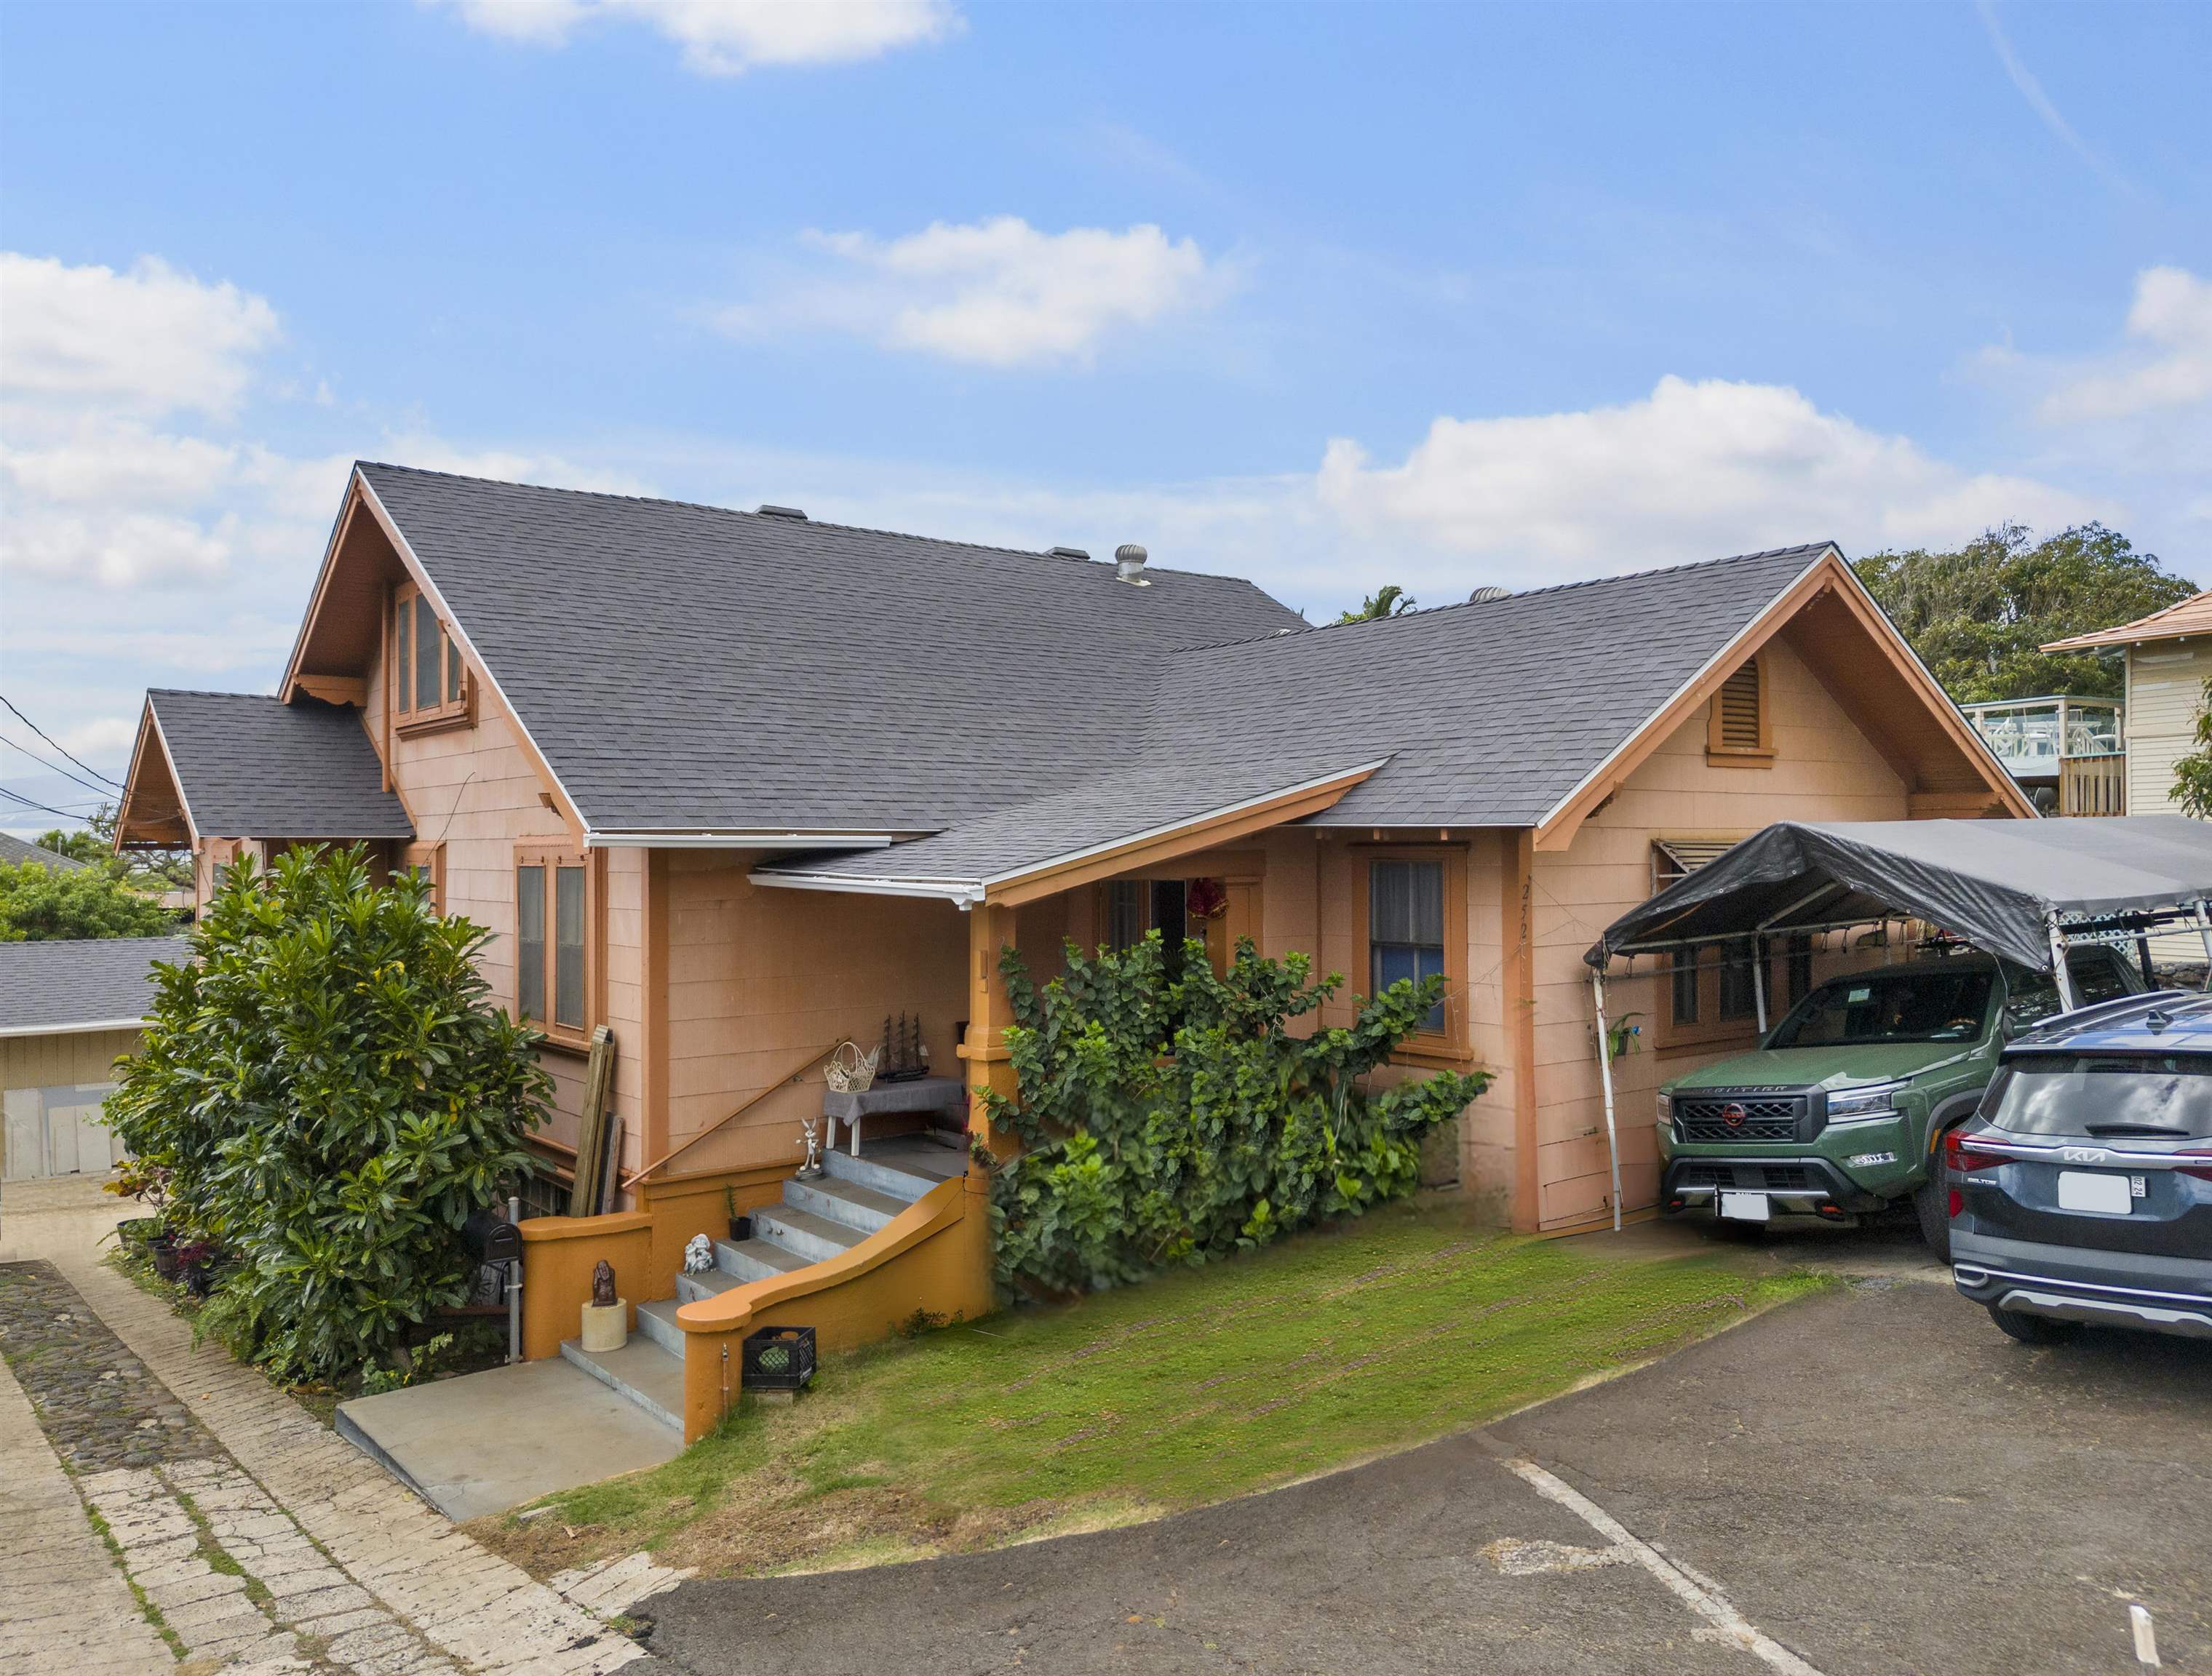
[561,1135,964,1434]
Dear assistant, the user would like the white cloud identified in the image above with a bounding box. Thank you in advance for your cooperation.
[1312,375,2106,588]
[719,217,1226,368]
[2037,266,2212,423]
[0,253,280,419]
[434,0,960,73]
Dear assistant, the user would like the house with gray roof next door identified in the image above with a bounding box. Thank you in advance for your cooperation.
[1,937,188,1182]
[113,463,2031,1416]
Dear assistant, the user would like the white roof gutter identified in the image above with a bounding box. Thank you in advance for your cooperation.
[751,871,987,907]
[0,1016,148,1041]
[585,831,896,851]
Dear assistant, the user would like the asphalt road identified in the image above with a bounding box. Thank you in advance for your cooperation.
[646,1280,2211,1676]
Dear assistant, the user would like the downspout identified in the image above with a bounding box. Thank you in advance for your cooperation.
[1590,965,1623,1234]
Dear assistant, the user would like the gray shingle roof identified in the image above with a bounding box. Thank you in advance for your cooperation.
[149,691,413,841]
[768,544,1834,887]
[355,463,1307,835]
[0,834,92,871]
[0,936,190,1035]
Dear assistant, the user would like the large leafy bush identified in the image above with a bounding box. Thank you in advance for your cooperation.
[985,934,1489,1293]
[106,846,549,1382]
[0,858,180,940]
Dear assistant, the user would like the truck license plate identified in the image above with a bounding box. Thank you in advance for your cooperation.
[2057,1171,2133,1216]
[1719,1191,1770,1222]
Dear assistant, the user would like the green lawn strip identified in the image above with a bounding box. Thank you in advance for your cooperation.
[539,1200,1829,1563]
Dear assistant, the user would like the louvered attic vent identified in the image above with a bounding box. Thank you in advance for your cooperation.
[1706,658,1772,762]
[1718,663,1762,748]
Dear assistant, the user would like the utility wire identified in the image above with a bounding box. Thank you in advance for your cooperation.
[0,730,121,801]
[0,693,125,789]
[0,784,102,823]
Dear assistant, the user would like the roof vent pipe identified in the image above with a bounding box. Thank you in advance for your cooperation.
[1115,543,1150,586]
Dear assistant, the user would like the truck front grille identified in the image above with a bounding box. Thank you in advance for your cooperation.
[1676,1093,1805,1142]
[1677,1162,1823,1194]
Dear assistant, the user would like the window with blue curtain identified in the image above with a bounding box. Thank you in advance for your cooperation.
[1370,858,1447,1032]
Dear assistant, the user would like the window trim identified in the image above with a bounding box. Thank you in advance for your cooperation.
[1658,937,1778,1054]
[514,841,600,1051]
[1354,844,1471,1064]
[1705,652,1775,766]
[399,841,445,914]
[390,580,472,735]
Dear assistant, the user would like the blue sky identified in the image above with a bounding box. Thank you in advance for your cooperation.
[3,1,2208,835]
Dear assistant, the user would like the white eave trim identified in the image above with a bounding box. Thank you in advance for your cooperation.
[586,831,896,851]
[0,1016,148,1041]
[752,871,987,906]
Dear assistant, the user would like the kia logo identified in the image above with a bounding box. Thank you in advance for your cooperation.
[2061,1146,2109,1165]
[1721,1102,1747,1129]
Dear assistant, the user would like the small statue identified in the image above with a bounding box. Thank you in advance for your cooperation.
[591,1258,616,1309]
[797,1112,824,1178]
[683,1232,714,1274]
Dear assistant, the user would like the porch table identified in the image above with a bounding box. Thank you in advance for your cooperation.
[821,1074,968,1155]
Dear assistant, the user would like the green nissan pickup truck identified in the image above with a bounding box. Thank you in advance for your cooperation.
[1656,947,2144,1258]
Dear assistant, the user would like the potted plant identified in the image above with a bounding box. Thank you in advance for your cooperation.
[725,1184,751,1244]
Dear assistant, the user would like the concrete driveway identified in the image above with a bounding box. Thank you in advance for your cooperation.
[645,1276,2211,1675]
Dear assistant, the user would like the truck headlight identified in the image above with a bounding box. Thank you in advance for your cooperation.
[1826,1081,1906,1125]
[1655,1091,1673,1123]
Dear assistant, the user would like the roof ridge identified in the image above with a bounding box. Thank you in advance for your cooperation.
[1163,540,1837,657]
[148,687,282,701]
[354,460,1282,592]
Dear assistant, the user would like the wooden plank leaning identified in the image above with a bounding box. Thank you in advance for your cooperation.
[567,1024,618,1217]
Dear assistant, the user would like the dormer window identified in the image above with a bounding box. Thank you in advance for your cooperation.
[392,581,469,730]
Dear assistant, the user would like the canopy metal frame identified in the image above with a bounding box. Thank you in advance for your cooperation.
[1584,896,2212,1237]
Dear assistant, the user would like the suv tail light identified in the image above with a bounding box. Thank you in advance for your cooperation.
[1946,1130,2008,1175]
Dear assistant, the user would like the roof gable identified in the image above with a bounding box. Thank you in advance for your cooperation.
[2042,589,2212,652]
[138,692,412,842]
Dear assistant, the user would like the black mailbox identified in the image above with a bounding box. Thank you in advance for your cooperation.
[463,1208,522,1266]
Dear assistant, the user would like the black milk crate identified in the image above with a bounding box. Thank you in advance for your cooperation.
[742,1325,816,1392]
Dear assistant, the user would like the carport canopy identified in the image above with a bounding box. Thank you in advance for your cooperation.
[1586,815,2212,974]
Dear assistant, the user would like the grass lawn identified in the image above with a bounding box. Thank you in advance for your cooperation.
[477,1199,1828,1579]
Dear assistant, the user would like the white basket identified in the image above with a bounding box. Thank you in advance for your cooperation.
[824,1039,880,1093]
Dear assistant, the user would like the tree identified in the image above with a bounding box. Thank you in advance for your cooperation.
[104,847,551,1383]
[2172,680,2212,819]
[1338,584,1417,623]
[38,803,193,890]
[1853,523,2195,704]
[0,859,181,941]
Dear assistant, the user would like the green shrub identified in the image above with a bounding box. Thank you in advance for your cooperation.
[985,933,1489,1293]
[105,846,550,1383]
[0,858,180,941]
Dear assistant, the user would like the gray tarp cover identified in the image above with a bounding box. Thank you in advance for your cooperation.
[1587,816,2212,972]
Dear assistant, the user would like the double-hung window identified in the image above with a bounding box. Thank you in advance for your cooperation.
[1370,858,1447,1034]
[391,581,469,730]
[515,847,589,1042]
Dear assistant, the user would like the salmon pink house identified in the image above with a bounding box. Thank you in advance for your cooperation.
[115,463,2031,1440]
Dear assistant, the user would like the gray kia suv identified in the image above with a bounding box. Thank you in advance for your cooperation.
[1949,989,2212,1343]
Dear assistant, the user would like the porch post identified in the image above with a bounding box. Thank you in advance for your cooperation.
[963,901,1021,1167]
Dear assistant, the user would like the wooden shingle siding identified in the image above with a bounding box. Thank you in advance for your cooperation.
[1527,634,1909,1229]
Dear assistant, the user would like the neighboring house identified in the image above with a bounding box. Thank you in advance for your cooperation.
[0,833,95,871]
[2045,591,2212,818]
[113,464,2029,1434]
[0,936,188,1182]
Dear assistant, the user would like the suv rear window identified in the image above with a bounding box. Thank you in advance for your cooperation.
[1983,1054,2212,1139]
[1767,968,1994,1048]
